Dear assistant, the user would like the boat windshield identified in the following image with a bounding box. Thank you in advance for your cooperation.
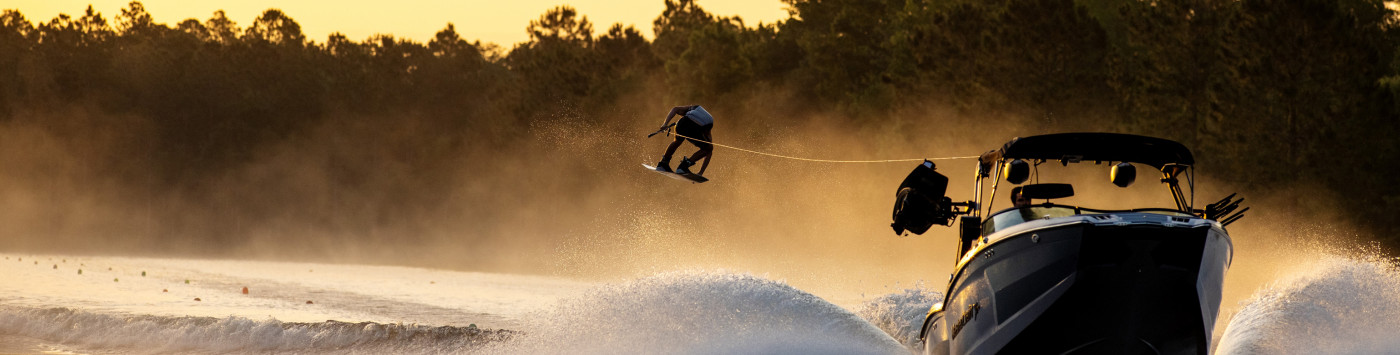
[981,205,1194,235]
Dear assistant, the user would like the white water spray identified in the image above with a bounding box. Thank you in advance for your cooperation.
[1217,254,1400,354]
[484,271,908,355]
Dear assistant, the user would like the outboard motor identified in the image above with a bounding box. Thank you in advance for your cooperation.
[891,161,954,235]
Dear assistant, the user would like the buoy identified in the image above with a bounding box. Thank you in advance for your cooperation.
[430,281,436,284]
[241,286,248,294]
[141,271,146,277]
[162,289,168,292]
[78,269,82,275]
[185,279,190,284]
[305,300,314,304]
[52,264,57,269]
[113,278,118,282]
[107,267,112,271]
[193,297,201,301]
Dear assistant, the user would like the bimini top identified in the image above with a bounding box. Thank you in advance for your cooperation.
[995,133,1194,168]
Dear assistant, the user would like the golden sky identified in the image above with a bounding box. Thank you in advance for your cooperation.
[8,0,790,46]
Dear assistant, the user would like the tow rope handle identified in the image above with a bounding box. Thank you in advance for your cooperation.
[647,122,678,138]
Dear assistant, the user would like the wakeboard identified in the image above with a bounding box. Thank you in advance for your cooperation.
[642,164,709,183]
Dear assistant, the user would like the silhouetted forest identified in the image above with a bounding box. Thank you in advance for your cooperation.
[1,0,1398,257]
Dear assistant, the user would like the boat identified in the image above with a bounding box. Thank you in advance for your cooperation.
[889,133,1246,355]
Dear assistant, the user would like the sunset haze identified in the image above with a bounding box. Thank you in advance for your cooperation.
[7,0,790,46]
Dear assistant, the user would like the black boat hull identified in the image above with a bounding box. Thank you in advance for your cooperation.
[922,216,1231,355]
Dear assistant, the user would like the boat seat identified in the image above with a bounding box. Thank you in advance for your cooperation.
[1020,183,1074,200]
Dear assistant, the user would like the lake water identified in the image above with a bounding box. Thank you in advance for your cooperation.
[1,251,1396,354]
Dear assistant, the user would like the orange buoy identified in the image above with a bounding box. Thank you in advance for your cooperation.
[194,297,201,301]
[162,289,168,292]
[241,286,249,294]
[306,300,314,304]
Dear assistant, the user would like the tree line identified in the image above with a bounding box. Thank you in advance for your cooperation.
[1,0,1398,248]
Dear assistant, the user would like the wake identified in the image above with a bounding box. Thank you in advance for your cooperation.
[852,283,944,349]
[0,269,927,354]
[21,257,1400,355]
[0,307,508,354]
[483,271,909,355]
[1216,254,1400,354]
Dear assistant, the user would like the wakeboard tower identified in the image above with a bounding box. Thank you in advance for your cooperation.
[891,133,1246,355]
